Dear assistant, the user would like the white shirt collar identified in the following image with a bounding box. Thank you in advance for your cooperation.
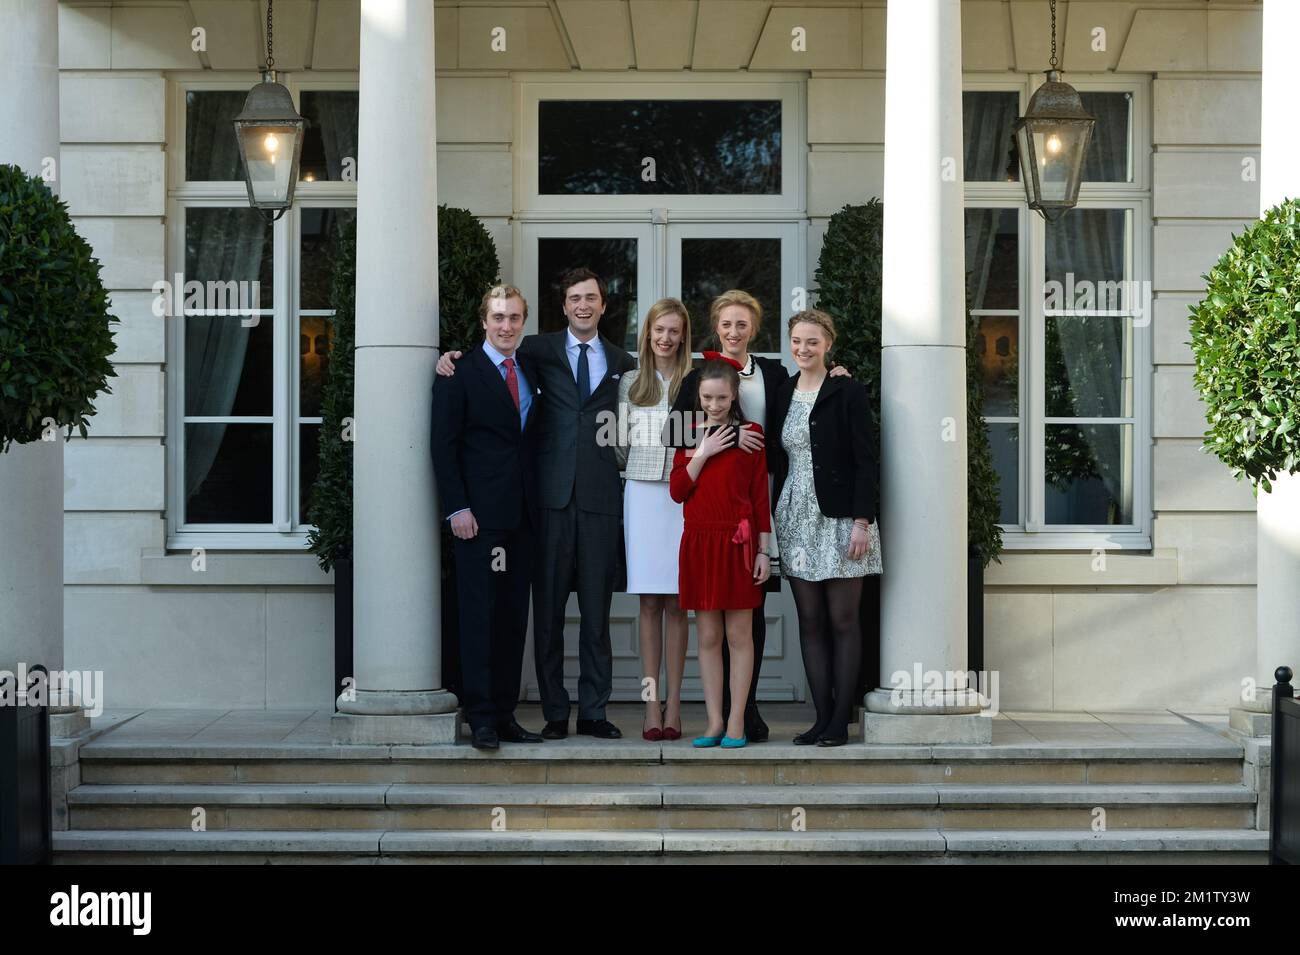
[566,327,603,354]
[480,339,517,368]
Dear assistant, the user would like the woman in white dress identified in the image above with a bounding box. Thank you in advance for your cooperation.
[616,298,694,741]
[770,309,882,747]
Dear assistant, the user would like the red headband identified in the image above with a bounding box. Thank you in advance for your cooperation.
[701,350,743,372]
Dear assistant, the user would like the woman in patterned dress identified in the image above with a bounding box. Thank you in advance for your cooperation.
[769,309,882,746]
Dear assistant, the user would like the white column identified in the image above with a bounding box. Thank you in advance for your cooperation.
[332,0,458,743]
[1249,0,1300,714]
[863,0,988,743]
[0,0,78,728]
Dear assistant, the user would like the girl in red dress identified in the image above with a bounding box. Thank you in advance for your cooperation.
[669,356,772,748]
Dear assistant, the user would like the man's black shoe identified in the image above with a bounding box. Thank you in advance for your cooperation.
[471,726,500,750]
[576,718,622,739]
[541,720,569,739]
[498,719,544,743]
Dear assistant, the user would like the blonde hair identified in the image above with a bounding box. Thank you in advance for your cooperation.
[709,289,762,345]
[479,284,529,322]
[629,298,692,407]
[788,308,837,347]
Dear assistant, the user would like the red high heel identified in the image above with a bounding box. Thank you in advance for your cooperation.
[662,725,681,741]
[642,726,663,741]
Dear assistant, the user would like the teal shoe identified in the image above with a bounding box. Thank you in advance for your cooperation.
[720,735,748,749]
[692,734,723,748]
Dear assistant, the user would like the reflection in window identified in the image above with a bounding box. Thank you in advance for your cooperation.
[680,238,781,354]
[538,100,781,195]
[186,91,247,181]
[1044,423,1132,524]
[183,208,274,418]
[184,423,273,523]
[1079,92,1132,183]
[962,92,1020,182]
[965,208,1018,309]
[299,91,359,182]
[537,238,638,350]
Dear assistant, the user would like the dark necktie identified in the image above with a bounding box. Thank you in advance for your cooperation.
[502,357,520,413]
[577,342,590,404]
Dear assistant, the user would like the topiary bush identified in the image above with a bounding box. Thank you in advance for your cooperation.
[814,199,1003,567]
[1189,198,1300,494]
[0,165,117,451]
[307,205,500,572]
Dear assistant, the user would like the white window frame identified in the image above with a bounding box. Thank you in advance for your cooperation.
[166,74,358,551]
[964,74,1152,551]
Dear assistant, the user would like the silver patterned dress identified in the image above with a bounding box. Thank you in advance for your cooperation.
[774,387,883,581]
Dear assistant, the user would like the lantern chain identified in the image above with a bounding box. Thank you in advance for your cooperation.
[265,0,275,70]
[1048,0,1058,70]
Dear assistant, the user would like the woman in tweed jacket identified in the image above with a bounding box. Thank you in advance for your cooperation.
[615,298,694,741]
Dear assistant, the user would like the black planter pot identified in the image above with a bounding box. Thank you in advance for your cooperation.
[333,558,352,710]
[968,545,985,690]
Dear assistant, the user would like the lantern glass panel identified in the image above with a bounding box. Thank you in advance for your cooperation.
[237,123,303,207]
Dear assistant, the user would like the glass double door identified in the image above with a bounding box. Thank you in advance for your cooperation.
[515,217,806,702]
[516,219,801,357]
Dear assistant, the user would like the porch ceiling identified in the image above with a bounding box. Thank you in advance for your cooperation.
[58,0,1262,75]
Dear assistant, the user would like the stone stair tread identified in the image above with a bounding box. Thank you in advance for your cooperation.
[65,780,1257,808]
[76,740,1245,761]
[54,827,1269,856]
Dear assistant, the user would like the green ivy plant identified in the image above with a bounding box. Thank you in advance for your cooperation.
[307,205,500,572]
[813,199,1003,567]
[1189,198,1300,494]
[0,165,117,451]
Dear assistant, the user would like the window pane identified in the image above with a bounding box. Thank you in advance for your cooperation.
[300,423,320,525]
[680,238,781,354]
[1045,315,1132,418]
[184,423,273,523]
[184,208,274,416]
[1044,423,1132,524]
[300,91,359,182]
[962,92,1020,182]
[973,315,1019,415]
[300,314,332,418]
[186,90,247,181]
[185,207,273,309]
[987,421,1020,525]
[965,208,1018,309]
[536,238,638,351]
[300,208,355,309]
[538,100,781,195]
[1079,92,1131,182]
[1044,209,1127,304]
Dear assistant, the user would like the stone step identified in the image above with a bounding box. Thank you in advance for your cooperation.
[76,740,1248,787]
[65,782,1257,831]
[51,827,1271,864]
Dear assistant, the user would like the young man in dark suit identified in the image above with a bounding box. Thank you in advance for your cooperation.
[436,268,637,739]
[430,285,545,750]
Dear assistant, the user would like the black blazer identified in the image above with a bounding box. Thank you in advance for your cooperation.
[430,345,541,531]
[662,354,787,474]
[769,374,877,524]
[518,330,636,516]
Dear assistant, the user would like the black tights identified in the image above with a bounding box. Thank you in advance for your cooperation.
[789,576,864,738]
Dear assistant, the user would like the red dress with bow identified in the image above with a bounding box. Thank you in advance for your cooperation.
[669,422,771,611]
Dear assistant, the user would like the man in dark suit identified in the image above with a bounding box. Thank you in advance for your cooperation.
[436,268,636,739]
[431,285,545,750]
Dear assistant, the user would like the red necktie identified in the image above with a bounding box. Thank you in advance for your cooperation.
[502,357,521,413]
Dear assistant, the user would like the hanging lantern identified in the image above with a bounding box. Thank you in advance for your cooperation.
[233,0,304,220]
[1013,0,1094,221]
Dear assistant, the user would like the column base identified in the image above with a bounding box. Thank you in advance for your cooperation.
[861,711,992,744]
[331,711,462,745]
[865,687,987,715]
